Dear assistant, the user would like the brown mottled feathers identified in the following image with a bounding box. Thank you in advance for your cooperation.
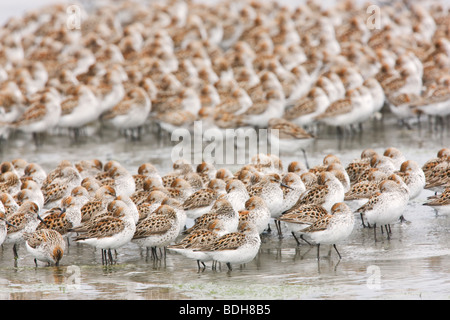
[184,213,218,234]
[23,229,63,249]
[80,200,104,222]
[168,229,217,250]
[295,185,329,206]
[132,214,175,239]
[284,98,316,119]
[183,189,217,210]
[37,208,73,234]
[101,97,133,120]
[300,214,334,233]
[278,204,329,223]
[344,181,380,200]
[355,192,382,213]
[42,183,69,205]
[60,96,80,116]
[315,98,353,119]
[13,104,47,126]
[73,216,125,240]
[346,161,370,183]
[6,213,27,233]
[206,232,247,251]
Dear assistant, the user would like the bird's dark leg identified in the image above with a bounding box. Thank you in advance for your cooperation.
[317,243,320,260]
[292,232,301,246]
[336,126,343,138]
[275,220,283,238]
[374,223,377,242]
[300,235,312,246]
[333,244,342,259]
[108,249,114,264]
[13,244,18,260]
[360,213,367,228]
[302,149,310,170]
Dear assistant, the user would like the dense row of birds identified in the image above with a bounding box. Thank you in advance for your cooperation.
[0,147,449,270]
[1,0,450,145]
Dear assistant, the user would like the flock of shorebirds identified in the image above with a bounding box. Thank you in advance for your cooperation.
[0,147,449,271]
[0,0,449,147]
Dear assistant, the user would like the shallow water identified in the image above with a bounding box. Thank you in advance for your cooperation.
[1,116,450,300]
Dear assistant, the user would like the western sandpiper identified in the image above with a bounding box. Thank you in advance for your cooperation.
[24,228,66,266]
[356,180,409,241]
[132,204,180,260]
[300,202,354,260]
[167,228,219,271]
[73,199,136,264]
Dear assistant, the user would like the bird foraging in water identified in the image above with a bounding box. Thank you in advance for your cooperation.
[24,228,66,267]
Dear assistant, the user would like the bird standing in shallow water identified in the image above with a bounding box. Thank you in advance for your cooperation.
[72,199,136,265]
[300,202,354,260]
[355,180,409,241]
[193,221,261,272]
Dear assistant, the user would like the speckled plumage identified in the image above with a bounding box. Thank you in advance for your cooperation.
[73,200,136,252]
[423,187,450,215]
[356,180,409,238]
[185,198,238,236]
[295,171,345,211]
[182,188,218,220]
[167,229,219,269]
[300,202,355,259]
[24,228,65,266]
[193,222,261,271]
[132,205,180,249]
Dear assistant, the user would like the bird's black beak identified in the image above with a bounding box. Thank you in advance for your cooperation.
[37,214,48,228]
[0,217,17,228]
[280,183,293,190]
[58,207,67,217]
